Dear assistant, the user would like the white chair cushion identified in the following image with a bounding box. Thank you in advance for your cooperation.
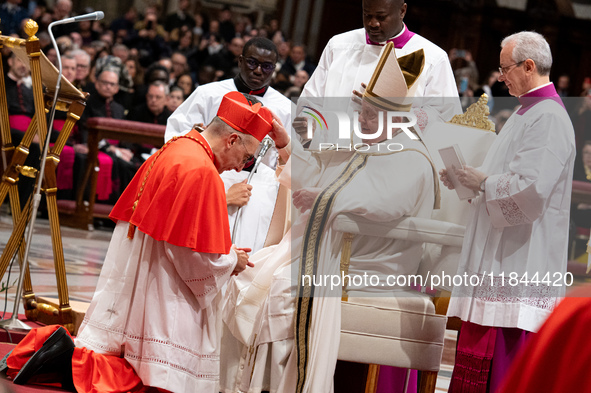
[338,291,447,371]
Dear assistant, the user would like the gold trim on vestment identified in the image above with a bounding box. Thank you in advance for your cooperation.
[295,153,368,393]
[362,91,413,112]
[397,49,425,89]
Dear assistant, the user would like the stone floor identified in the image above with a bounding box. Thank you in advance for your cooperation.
[0,214,112,317]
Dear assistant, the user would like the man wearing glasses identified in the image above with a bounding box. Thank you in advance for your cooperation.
[72,69,136,204]
[166,37,292,255]
[71,49,91,91]
[440,31,575,392]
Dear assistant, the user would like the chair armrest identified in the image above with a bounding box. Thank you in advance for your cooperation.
[332,214,465,247]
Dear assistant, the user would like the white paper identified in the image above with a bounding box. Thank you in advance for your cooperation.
[439,145,479,200]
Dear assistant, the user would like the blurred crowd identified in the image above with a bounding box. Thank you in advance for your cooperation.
[1,0,316,205]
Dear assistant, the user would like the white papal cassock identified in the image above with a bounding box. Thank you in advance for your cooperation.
[447,83,576,333]
[165,78,293,253]
[222,130,436,392]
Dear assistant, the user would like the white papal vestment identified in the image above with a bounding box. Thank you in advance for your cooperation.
[222,131,436,393]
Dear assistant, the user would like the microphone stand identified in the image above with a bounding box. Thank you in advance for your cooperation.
[231,137,274,243]
[0,13,103,331]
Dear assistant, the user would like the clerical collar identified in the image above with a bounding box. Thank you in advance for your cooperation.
[200,133,212,151]
[365,23,415,48]
[517,82,564,115]
[233,75,268,97]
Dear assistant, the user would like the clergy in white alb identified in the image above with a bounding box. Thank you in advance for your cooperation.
[441,32,576,393]
[297,0,461,148]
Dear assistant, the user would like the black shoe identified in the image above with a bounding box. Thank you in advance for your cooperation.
[13,327,75,385]
[0,349,13,374]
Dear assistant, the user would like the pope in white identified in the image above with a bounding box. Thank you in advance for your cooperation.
[222,46,440,393]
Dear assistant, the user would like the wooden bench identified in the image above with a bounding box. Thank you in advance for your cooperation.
[57,117,165,230]
[572,180,591,205]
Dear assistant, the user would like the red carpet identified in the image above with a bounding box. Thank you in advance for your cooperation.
[0,314,46,346]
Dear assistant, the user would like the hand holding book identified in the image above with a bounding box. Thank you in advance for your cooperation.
[456,166,487,189]
[438,144,488,200]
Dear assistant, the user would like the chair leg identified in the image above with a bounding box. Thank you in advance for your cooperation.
[403,369,411,393]
[418,370,438,393]
[364,364,380,393]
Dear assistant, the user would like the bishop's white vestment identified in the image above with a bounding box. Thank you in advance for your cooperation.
[76,223,237,392]
[447,83,576,333]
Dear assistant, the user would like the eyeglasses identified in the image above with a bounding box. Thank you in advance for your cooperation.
[237,136,256,166]
[244,57,275,74]
[498,61,524,76]
[97,79,118,88]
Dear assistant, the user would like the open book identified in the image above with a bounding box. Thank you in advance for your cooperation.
[438,145,479,200]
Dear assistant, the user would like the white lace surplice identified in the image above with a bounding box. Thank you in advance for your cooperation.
[448,98,575,333]
[76,222,237,393]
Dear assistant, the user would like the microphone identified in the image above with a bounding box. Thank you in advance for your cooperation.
[247,136,274,183]
[39,8,106,212]
[231,136,275,242]
[2,9,106,332]
[52,11,104,25]
[255,137,274,164]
